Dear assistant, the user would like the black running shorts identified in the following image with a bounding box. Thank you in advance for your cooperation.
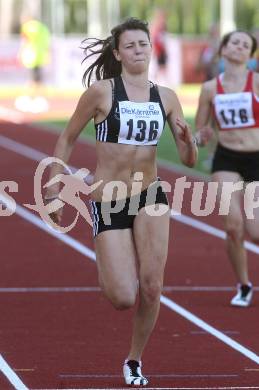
[90,180,168,237]
[212,143,259,182]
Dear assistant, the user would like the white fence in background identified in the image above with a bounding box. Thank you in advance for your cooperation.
[0,34,182,88]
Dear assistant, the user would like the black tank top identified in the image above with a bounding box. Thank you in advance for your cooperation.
[95,75,166,146]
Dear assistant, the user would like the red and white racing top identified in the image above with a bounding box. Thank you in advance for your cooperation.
[213,71,259,131]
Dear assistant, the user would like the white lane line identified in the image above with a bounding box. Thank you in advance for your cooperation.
[0,135,76,174]
[0,187,95,261]
[172,212,259,255]
[0,134,259,256]
[190,330,240,335]
[0,106,25,124]
[0,354,29,390]
[30,387,259,390]
[0,287,101,293]
[1,193,258,365]
[0,134,48,161]
[59,373,238,378]
[0,286,258,293]
[163,286,259,292]
[245,368,259,371]
[160,295,259,364]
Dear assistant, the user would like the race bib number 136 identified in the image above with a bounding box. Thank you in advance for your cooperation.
[118,100,164,145]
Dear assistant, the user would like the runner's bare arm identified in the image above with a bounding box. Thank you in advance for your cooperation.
[195,81,215,146]
[45,82,104,197]
[165,88,198,167]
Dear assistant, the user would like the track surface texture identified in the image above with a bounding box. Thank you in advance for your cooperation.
[0,121,258,390]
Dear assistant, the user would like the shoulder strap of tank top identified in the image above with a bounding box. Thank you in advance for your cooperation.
[108,79,115,104]
[216,74,225,94]
[150,82,166,121]
[149,81,159,101]
[114,75,129,101]
[243,71,253,92]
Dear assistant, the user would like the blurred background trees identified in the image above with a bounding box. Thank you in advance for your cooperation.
[0,0,258,37]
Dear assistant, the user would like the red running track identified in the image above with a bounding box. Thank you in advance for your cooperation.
[0,122,258,390]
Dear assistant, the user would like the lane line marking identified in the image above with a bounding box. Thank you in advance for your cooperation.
[0,287,101,293]
[0,286,258,293]
[171,212,259,254]
[160,295,259,364]
[29,387,259,390]
[0,354,29,390]
[245,368,259,371]
[59,373,238,378]
[163,286,258,292]
[0,134,259,256]
[15,368,35,372]
[0,134,78,172]
[190,330,240,335]
[1,193,258,365]
[0,105,25,124]
[1,107,258,389]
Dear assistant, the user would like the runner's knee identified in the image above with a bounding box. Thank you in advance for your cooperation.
[141,277,162,304]
[106,286,137,310]
[225,219,244,243]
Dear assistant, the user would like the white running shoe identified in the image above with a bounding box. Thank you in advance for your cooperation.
[123,359,148,386]
[231,283,253,307]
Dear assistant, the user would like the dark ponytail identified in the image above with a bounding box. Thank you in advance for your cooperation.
[81,17,150,87]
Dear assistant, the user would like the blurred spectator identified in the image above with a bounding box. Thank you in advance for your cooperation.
[150,9,168,85]
[197,23,221,81]
[15,16,51,113]
[247,29,259,72]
